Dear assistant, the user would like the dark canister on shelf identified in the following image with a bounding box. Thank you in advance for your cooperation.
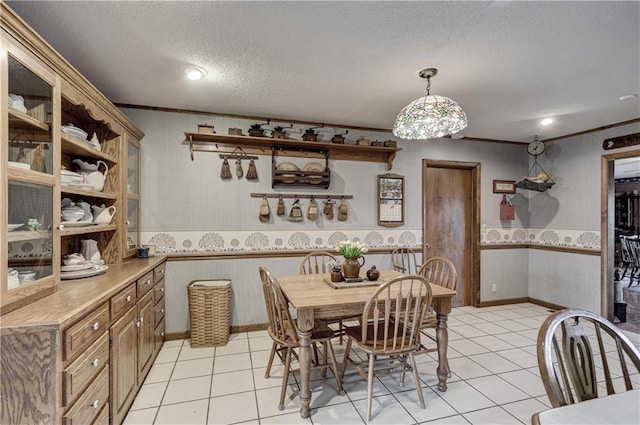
[366,265,380,281]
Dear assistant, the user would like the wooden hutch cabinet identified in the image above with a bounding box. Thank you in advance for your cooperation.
[0,3,164,425]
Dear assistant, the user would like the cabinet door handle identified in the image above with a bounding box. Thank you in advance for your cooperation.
[58,224,65,230]
[91,400,100,409]
[92,359,100,367]
[136,321,141,328]
[140,317,144,324]
[146,279,151,285]
[160,332,165,337]
[160,288,164,292]
[160,269,164,274]
[161,309,164,314]
[92,322,100,331]
[126,295,131,302]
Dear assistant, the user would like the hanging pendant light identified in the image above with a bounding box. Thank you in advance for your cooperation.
[392,68,468,140]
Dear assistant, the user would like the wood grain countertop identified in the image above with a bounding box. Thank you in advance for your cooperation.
[0,256,166,330]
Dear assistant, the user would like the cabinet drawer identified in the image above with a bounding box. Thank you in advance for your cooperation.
[136,271,154,297]
[63,367,109,425]
[154,297,165,327]
[91,403,109,425]
[111,283,137,318]
[63,303,110,361]
[154,262,166,284]
[154,279,165,305]
[62,332,109,407]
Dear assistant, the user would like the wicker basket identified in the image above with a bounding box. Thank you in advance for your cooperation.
[188,280,231,348]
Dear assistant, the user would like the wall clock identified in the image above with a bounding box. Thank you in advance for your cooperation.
[527,139,546,156]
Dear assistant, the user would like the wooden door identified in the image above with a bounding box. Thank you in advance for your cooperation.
[137,290,156,381]
[110,307,138,425]
[423,160,479,307]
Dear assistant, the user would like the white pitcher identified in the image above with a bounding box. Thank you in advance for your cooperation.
[92,205,116,224]
[73,159,108,191]
[81,239,101,263]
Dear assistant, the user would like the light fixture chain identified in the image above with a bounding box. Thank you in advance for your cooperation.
[426,76,431,95]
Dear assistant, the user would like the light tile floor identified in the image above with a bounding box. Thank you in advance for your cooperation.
[123,303,640,425]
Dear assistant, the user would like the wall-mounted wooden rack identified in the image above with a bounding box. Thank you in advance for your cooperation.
[185,132,401,170]
[250,193,353,200]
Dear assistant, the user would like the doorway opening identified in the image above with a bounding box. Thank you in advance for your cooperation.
[603,149,640,333]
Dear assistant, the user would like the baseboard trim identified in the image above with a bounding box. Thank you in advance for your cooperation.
[165,324,269,341]
[477,297,530,307]
[527,297,566,312]
[477,297,566,311]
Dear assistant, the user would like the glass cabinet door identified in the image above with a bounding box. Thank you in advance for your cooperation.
[127,199,139,251]
[127,142,139,195]
[3,37,58,312]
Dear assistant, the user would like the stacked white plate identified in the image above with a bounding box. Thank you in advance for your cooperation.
[61,124,88,140]
[61,168,83,186]
[60,263,108,280]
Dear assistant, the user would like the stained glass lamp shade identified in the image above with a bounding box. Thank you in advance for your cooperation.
[392,68,468,140]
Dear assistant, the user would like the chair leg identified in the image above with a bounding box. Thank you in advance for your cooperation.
[322,342,328,377]
[279,347,292,411]
[340,338,353,380]
[367,354,376,422]
[339,320,344,344]
[400,354,407,387]
[409,352,425,409]
[326,340,345,396]
[265,341,278,378]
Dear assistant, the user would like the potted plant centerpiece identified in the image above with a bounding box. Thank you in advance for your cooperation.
[335,240,368,279]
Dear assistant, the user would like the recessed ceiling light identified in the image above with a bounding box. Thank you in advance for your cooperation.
[186,66,207,81]
[540,118,554,126]
[619,94,638,102]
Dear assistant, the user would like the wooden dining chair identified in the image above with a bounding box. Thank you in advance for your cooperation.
[299,251,337,274]
[259,266,344,410]
[415,257,457,367]
[625,237,640,287]
[340,275,432,421]
[537,308,640,408]
[299,251,359,343]
[391,247,419,274]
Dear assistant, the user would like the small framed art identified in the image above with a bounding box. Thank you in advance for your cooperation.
[377,173,404,227]
[493,180,516,194]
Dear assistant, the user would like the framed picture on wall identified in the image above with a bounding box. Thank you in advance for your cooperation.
[377,173,404,227]
[493,180,516,194]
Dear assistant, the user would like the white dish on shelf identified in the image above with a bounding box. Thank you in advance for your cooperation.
[61,124,88,139]
[61,265,108,280]
[60,221,98,228]
[61,183,96,191]
[8,224,23,232]
[8,161,31,170]
[61,263,94,272]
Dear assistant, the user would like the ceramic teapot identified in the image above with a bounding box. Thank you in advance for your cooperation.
[72,159,108,191]
[92,205,116,224]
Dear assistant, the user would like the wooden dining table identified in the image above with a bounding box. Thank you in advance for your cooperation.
[275,269,457,418]
[531,389,640,424]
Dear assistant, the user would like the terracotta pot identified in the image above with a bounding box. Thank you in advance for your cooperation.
[342,256,365,279]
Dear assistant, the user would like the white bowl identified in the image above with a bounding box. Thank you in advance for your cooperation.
[61,208,85,222]
[8,224,23,232]
[18,271,36,284]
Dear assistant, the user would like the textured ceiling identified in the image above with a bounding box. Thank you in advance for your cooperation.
[6,1,640,143]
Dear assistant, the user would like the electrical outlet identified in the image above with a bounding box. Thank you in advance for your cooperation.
[492,283,497,292]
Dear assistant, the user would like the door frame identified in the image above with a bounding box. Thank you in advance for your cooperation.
[601,148,640,320]
[423,159,481,306]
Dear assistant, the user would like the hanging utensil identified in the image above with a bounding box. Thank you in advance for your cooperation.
[276,195,286,216]
[259,196,270,222]
[235,159,244,178]
[307,197,318,221]
[246,159,258,180]
[323,199,335,220]
[338,198,348,221]
[220,158,232,179]
[288,199,303,222]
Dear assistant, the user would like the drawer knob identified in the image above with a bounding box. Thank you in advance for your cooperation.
[92,322,100,331]
[161,309,164,314]
[126,295,131,302]
[59,224,65,230]
[91,400,100,409]
[160,288,164,292]
[146,280,151,285]
[160,332,165,337]
[92,359,100,367]
[160,269,164,274]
